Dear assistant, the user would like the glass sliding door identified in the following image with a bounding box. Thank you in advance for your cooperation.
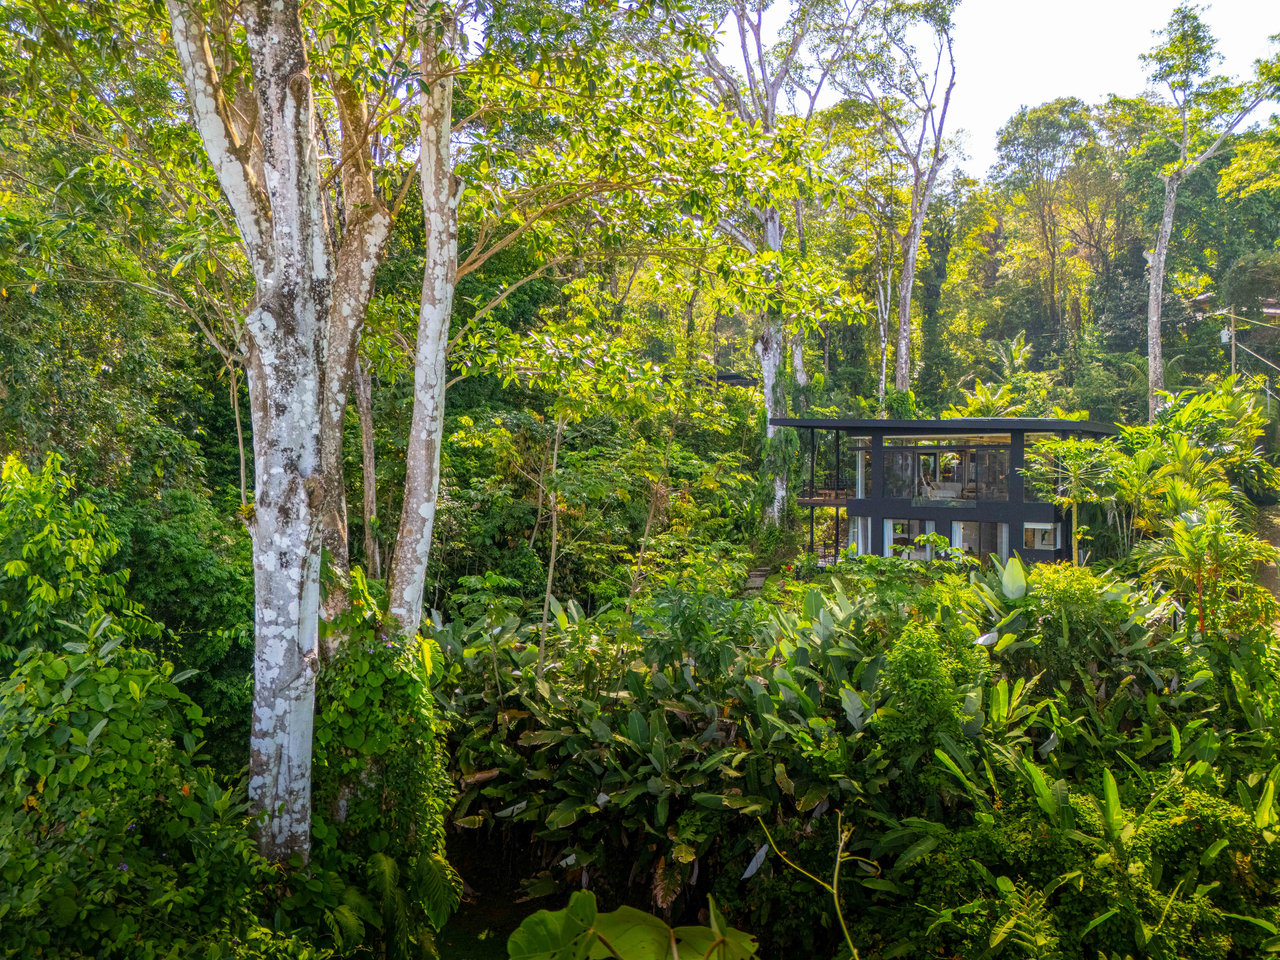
[885,450,915,499]
[973,448,1010,501]
[951,521,1009,562]
[885,519,933,559]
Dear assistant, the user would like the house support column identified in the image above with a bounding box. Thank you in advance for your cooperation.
[809,427,816,497]
[1010,430,1026,505]
[870,433,885,555]
[835,430,841,497]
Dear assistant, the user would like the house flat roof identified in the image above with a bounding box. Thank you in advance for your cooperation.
[770,417,1118,435]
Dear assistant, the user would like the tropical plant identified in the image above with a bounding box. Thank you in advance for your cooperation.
[506,890,758,960]
[1022,438,1115,564]
[0,453,158,659]
[1137,504,1278,638]
[0,620,274,957]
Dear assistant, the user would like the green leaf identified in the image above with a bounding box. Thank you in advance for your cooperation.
[893,836,938,873]
[626,710,649,746]
[507,890,598,960]
[773,763,794,796]
[1223,913,1279,935]
[342,727,365,750]
[840,687,865,729]
[1200,838,1230,865]
[860,878,901,893]
[1257,781,1275,828]
[1000,556,1028,600]
[84,717,108,751]
[1080,909,1118,939]
[49,895,77,927]
[418,852,461,930]
[1100,767,1121,838]
[592,905,671,957]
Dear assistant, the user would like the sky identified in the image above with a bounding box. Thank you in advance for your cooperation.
[949,0,1280,176]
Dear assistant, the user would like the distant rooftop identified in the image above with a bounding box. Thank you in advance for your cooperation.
[769,417,1117,435]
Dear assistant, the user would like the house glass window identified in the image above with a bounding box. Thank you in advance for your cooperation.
[1023,522,1060,551]
[885,519,933,559]
[1024,433,1058,504]
[973,448,1010,501]
[885,450,916,499]
[952,521,1009,562]
[849,516,872,556]
[882,439,1011,502]
[848,445,871,499]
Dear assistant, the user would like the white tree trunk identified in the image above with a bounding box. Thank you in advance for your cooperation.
[244,339,324,858]
[316,212,390,628]
[537,414,566,677]
[318,79,392,626]
[895,165,938,393]
[756,319,787,523]
[791,333,809,391]
[755,208,788,522]
[386,26,458,640]
[1147,174,1179,421]
[168,0,334,860]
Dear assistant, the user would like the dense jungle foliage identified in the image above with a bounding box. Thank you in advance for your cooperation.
[3,0,1280,958]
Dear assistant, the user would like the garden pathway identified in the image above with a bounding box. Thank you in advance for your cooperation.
[743,566,771,595]
[1257,504,1280,598]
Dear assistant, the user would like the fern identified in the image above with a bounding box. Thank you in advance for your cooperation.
[323,903,365,950]
[343,884,381,932]
[368,852,412,958]
[989,883,1061,958]
[417,850,463,931]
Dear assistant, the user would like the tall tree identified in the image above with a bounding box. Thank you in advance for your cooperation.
[677,0,871,518]
[1138,5,1278,420]
[994,98,1090,355]
[836,0,957,392]
[385,9,458,639]
[825,99,909,406]
[9,0,429,857]
[683,1,813,520]
[163,0,333,860]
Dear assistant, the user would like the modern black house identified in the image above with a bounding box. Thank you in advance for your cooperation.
[770,417,1117,564]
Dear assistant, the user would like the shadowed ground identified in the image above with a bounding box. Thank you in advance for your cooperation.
[1258,504,1280,600]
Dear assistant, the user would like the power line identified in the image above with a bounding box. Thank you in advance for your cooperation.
[1233,346,1280,411]
[1238,342,1280,377]
[1198,310,1280,333]
[1235,316,1280,332]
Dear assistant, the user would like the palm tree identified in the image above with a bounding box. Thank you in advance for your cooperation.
[1138,504,1277,637]
[1022,438,1113,565]
[943,380,1027,419]
[986,332,1033,385]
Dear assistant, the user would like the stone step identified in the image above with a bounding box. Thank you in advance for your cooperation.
[743,566,772,593]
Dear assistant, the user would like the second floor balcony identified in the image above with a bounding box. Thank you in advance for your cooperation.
[781,417,1116,508]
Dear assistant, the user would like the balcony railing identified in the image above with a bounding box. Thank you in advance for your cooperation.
[799,470,855,501]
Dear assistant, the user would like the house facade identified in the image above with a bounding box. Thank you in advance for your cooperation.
[770,417,1117,564]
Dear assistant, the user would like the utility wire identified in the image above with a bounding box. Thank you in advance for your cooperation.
[1234,346,1280,408]
[1200,310,1280,332]
[1238,342,1280,377]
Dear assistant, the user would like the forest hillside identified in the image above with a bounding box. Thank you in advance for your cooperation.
[2,1,1280,958]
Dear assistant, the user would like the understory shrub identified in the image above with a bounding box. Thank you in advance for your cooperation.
[437,549,1280,959]
[0,453,158,660]
[300,571,461,959]
[0,622,310,959]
